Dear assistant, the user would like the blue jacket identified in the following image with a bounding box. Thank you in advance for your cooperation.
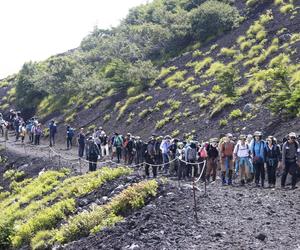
[250,139,265,161]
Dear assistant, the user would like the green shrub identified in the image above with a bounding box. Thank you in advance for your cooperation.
[280,4,294,14]
[155,101,165,111]
[171,130,180,137]
[117,94,145,120]
[192,50,202,58]
[54,180,158,244]
[157,66,177,79]
[256,30,267,41]
[190,0,241,41]
[155,117,172,129]
[205,61,226,78]
[103,114,111,122]
[229,109,243,119]
[210,97,236,117]
[164,70,187,88]
[167,99,181,111]
[163,109,172,117]
[127,86,142,97]
[139,109,152,118]
[187,57,213,75]
[84,96,103,110]
[220,47,236,57]
[3,170,25,182]
[0,81,9,88]
[219,119,228,127]
[145,96,153,101]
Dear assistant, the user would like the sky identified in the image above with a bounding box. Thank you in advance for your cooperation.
[0,0,149,79]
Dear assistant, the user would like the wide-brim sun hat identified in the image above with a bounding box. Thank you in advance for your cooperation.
[253,131,262,136]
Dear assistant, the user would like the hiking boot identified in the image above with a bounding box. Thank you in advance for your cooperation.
[228,179,232,186]
[291,186,298,190]
[241,180,245,186]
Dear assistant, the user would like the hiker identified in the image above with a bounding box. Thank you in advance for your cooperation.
[100,131,109,157]
[220,133,235,185]
[264,136,281,188]
[154,136,163,168]
[92,128,101,152]
[34,124,42,145]
[281,132,300,189]
[86,136,101,171]
[145,137,157,178]
[135,136,144,165]
[4,122,9,141]
[169,138,179,176]
[206,139,219,182]
[26,119,34,143]
[113,132,123,163]
[234,135,252,186]
[185,140,198,178]
[49,120,57,147]
[250,131,266,187]
[19,123,26,143]
[126,133,135,165]
[14,116,21,141]
[78,128,86,157]
[122,133,130,164]
[66,126,74,150]
[198,142,208,181]
[160,135,171,174]
[176,142,186,180]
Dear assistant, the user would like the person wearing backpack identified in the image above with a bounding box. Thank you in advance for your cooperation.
[185,141,198,178]
[264,136,281,188]
[126,133,135,165]
[19,123,27,143]
[176,142,186,180]
[113,132,123,163]
[78,128,86,157]
[49,120,57,147]
[66,126,74,150]
[250,131,266,187]
[86,136,101,171]
[220,133,235,185]
[34,124,43,145]
[169,138,179,176]
[281,132,300,189]
[100,130,109,157]
[234,135,252,186]
[145,137,157,178]
[198,142,208,181]
[206,139,219,182]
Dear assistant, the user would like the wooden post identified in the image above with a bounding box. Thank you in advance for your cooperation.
[193,177,198,221]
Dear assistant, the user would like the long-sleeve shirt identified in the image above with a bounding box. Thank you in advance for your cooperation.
[282,141,299,164]
[250,139,265,161]
[160,140,170,154]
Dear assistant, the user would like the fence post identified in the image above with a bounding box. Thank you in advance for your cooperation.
[193,177,198,222]
[79,158,82,174]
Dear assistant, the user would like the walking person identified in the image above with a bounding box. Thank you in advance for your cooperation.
[281,132,300,189]
[185,140,198,178]
[78,128,86,158]
[100,131,109,158]
[49,120,57,147]
[86,136,101,171]
[198,142,208,181]
[250,131,266,187]
[66,126,74,150]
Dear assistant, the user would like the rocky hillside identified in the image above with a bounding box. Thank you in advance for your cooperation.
[0,0,300,141]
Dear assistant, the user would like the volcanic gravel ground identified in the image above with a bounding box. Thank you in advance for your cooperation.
[64,181,300,250]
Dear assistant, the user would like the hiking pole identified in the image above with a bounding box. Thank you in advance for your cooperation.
[58,155,61,169]
[192,177,198,222]
[48,147,51,160]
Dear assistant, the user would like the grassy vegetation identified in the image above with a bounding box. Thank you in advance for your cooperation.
[157,66,177,79]
[117,94,145,120]
[31,180,158,249]
[229,109,243,119]
[0,167,132,249]
[164,70,187,88]
[84,96,103,110]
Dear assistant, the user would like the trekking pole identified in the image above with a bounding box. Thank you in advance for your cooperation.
[48,147,51,160]
[192,177,198,222]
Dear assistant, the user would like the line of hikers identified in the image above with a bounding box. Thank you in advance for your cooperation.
[1,111,300,189]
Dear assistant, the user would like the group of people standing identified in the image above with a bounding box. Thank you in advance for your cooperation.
[1,111,299,189]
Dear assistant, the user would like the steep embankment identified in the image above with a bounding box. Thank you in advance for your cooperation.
[44,0,300,141]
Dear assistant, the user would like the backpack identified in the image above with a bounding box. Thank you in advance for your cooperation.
[187,147,197,161]
[115,135,122,147]
[68,128,74,137]
[89,143,99,156]
[199,147,208,158]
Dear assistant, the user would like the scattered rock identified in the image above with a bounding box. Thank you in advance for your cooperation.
[256,233,267,241]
